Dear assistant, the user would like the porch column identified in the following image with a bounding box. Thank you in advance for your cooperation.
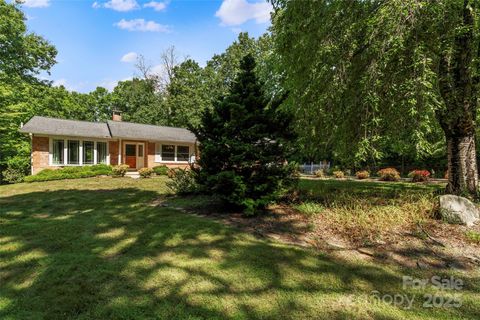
[118,139,122,164]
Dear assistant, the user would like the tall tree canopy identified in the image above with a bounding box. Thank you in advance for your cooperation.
[0,0,57,171]
[272,0,480,195]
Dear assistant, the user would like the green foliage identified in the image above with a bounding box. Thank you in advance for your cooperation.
[138,167,154,178]
[1,155,30,183]
[295,202,324,216]
[111,164,129,177]
[193,54,297,214]
[377,168,401,182]
[271,0,449,166]
[24,165,112,182]
[0,0,57,171]
[166,168,198,194]
[465,230,480,244]
[153,165,169,175]
[111,78,163,124]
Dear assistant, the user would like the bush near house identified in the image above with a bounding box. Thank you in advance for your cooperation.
[377,168,401,181]
[355,170,370,179]
[111,164,129,177]
[153,165,169,175]
[24,165,113,182]
[166,168,198,194]
[314,169,325,178]
[139,167,154,178]
[408,170,430,182]
[1,155,30,184]
[333,170,345,179]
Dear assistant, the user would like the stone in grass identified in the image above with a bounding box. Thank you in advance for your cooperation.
[439,195,480,227]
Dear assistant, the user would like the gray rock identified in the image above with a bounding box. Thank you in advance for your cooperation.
[439,195,480,227]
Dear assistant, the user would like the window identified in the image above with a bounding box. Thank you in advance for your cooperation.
[155,144,191,162]
[97,142,107,164]
[161,145,175,161]
[52,139,64,165]
[138,144,143,157]
[177,146,189,161]
[67,140,79,164]
[125,144,136,156]
[51,138,108,166]
[83,141,94,164]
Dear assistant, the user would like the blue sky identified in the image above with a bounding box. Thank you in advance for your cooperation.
[19,0,272,92]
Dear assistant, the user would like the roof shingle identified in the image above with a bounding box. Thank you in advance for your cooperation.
[19,116,196,143]
[19,116,111,139]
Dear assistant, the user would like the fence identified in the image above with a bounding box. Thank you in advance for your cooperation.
[299,162,331,175]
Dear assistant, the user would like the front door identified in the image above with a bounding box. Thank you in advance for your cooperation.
[125,144,136,169]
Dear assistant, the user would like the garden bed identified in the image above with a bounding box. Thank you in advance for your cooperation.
[167,179,480,271]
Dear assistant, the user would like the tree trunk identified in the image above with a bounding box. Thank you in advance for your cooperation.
[446,134,478,195]
[437,0,479,197]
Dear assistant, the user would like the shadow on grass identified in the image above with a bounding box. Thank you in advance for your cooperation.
[0,187,478,319]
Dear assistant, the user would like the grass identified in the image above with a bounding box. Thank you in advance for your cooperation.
[1,177,479,319]
[296,179,443,241]
[465,231,480,244]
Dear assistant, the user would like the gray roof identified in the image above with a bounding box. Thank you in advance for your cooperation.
[20,116,196,143]
[106,120,196,143]
[19,116,111,139]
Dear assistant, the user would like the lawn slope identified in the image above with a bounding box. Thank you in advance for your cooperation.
[0,177,479,319]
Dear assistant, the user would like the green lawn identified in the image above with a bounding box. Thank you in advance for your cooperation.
[0,177,479,319]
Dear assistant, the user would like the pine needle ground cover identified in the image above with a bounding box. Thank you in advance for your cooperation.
[0,177,479,319]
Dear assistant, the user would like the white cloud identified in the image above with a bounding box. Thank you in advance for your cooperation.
[53,78,67,87]
[121,52,138,63]
[21,0,50,8]
[114,19,170,32]
[144,1,168,11]
[99,77,132,91]
[215,0,272,26]
[93,0,139,11]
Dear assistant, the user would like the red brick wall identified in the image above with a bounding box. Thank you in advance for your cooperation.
[32,136,49,174]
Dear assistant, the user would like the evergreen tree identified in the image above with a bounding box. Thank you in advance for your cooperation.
[192,54,296,214]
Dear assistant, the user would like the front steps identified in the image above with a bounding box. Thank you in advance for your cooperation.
[125,171,140,179]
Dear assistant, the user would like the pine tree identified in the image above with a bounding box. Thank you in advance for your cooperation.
[192,54,296,214]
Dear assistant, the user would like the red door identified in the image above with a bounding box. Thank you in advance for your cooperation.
[125,144,136,168]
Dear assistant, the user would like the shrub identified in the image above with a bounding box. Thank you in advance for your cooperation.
[355,170,370,179]
[408,170,430,182]
[192,55,296,215]
[166,168,198,194]
[2,155,30,183]
[333,170,345,179]
[377,168,400,181]
[111,164,129,177]
[24,164,113,182]
[2,167,25,183]
[138,167,154,178]
[153,165,169,175]
[314,169,325,178]
[167,168,181,178]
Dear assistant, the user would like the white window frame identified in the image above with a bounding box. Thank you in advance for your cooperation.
[155,143,191,163]
[49,137,110,166]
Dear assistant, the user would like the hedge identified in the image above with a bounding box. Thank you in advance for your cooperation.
[24,164,113,182]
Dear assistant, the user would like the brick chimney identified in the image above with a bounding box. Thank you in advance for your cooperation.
[112,110,122,121]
